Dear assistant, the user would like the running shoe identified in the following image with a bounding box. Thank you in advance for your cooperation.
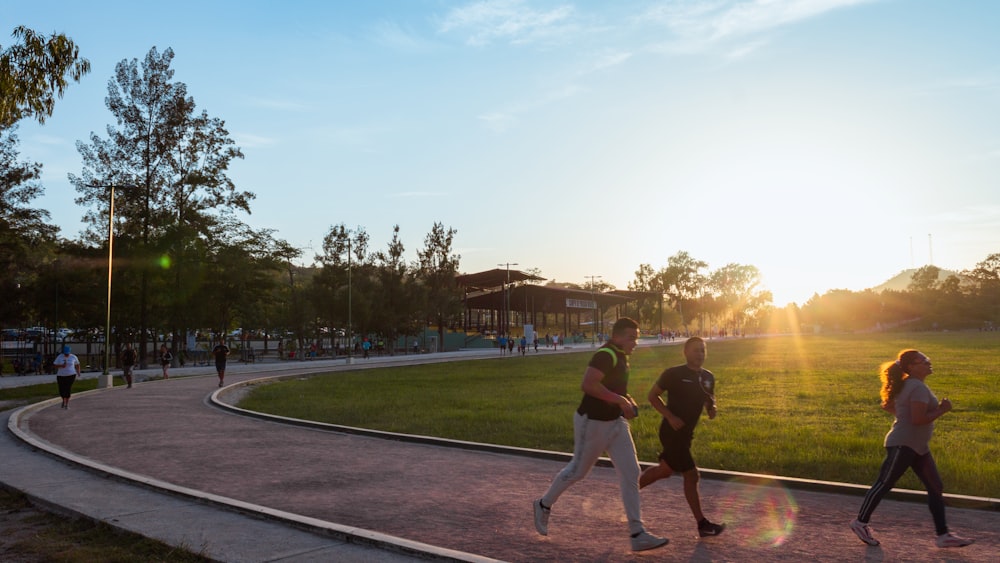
[533,499,550,536]
[698,518,726,537]
[630,530,669,551]
[850,519,879,546]
[936,532,973,548]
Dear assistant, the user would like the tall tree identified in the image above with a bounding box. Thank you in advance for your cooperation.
[71,47,250,366]
[0,26,90,129]
[0,127,58,327]
[416,222,462,352]
[658,251,708,330]
[373,225,417,353]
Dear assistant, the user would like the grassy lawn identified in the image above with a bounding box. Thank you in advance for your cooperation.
[238,331,1000,499]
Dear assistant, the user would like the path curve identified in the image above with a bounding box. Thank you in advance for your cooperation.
[9,355,1000,562]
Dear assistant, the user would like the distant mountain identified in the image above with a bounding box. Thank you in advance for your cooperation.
[870,267,961,293]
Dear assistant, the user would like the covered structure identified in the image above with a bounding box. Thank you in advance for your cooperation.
[456,268,637,344]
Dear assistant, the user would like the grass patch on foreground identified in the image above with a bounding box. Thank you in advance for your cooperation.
[240,332,999,499]
[0,488,210,562]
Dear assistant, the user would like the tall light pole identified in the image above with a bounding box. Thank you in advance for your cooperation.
[497,262,518,337]
[346,235,353,364]
[586,275,602,347]
[90,182,136,388]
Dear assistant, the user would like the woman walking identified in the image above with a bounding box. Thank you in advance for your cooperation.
[159,344,172,379]
[850,349,973,548]
[54,345,81,409]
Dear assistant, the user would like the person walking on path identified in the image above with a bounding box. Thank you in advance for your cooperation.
[533,317,669,553]
[53,345,80,409]
[120,343,137,388]
[639,336,726,538]
[850,349,974,549]
[212,338,230,387]
[159,344,172,379]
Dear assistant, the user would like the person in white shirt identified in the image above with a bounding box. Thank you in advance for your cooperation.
[54,345,81,409]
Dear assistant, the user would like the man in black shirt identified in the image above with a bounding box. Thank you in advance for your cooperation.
[641,336,725,537]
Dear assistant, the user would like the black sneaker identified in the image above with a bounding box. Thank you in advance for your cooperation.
[698,518,725,537]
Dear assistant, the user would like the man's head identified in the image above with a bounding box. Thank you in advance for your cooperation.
[683,337,707,369]
[610,317,640,354]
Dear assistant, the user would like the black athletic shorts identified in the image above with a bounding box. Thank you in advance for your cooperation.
[658,426,696,473]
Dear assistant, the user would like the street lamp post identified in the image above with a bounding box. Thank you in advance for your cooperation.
[346,235,353,365]
[90,182,136,388]
[497,262,518,337]
[587,275,602,347]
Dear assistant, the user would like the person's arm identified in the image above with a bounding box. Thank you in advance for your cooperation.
[74,357,81,376]
[910,398,952,425]
[648,383,684,430]
[580,367,636,419]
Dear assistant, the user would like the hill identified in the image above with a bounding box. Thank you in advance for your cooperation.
[870,267,961,293]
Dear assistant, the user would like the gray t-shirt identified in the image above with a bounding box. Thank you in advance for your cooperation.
[884,378,938,455]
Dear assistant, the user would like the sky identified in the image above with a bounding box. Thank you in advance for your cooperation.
[6,0,1000,306]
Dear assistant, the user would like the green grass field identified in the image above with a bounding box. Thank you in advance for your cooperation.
[238,332,1000,499]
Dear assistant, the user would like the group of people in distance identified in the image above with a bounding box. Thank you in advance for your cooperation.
[53,337,234,407]
[533,317,974,553]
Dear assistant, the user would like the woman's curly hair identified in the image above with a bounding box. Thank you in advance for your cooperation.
[879,349,923,407]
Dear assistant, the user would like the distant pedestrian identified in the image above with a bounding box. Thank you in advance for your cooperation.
[212,338,230,387]
[498,334,507,356]
[850,349,974,548]
[362,338,371,359]
[519,335,527,356]
[533,317,668,552]
[54,345,80,409]
[121,343,137,388]
[640,336,725,538]
[507,336,515,355]
[159,344,172,379]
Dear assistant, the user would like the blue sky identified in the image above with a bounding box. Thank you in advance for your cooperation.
[7,0,1000,306]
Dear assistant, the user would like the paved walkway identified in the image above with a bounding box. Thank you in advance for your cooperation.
[2,347,998,562]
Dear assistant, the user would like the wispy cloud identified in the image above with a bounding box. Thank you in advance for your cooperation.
[477,84,583,132]
[393,191,448,198]
[371,20,439,52]
[439,0,578,46]
[643,0,877,54]
[232,133,276,148]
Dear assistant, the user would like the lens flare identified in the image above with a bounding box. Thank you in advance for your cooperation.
[159,255,172,269]
[717,476,798,548]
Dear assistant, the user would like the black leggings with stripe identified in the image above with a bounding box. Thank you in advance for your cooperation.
[856,445,948,535]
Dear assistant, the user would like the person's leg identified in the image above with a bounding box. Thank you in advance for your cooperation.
[911,451,948,536]
[540,413,607,508]
[681,468,705,522]
[604,418,644,535]
[639,459,673,488]
[857,446,915,524]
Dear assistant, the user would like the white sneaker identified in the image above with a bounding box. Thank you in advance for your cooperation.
[533,499,550,536]
[630,530,669,552]
[849,519,879,546]
[936,532,973,548]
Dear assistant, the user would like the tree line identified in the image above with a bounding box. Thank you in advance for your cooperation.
[4,28,998,370]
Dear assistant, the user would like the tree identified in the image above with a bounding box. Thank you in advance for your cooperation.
[707,263,768,336]
[0,26,90,129]
[659,251,708,331]
[373,225,418,353]
[0,127,58,326]
[71,46,251,366]
[416,222,462,352]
